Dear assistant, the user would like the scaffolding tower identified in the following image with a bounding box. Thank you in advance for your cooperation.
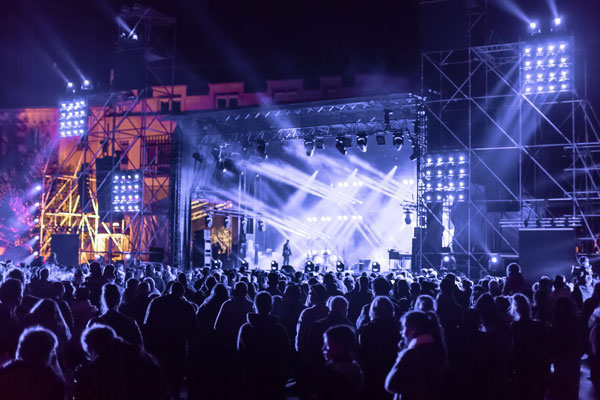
[419,1,600,276]
[40,6,176,263]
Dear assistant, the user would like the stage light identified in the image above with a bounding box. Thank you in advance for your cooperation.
[125,254,132,260]
[404,211,412,225]
[356,133,368,152]
[315,137,325,149]
[392,131,404,151]
[426,156,433,165]
[554,17,562,26]
[58,99,88,138]
[112,171,142,213]
[304,261,314,273]
[258,220,266,231]
[132,33,139,40]
[304,139,315,157]
[528,21,539,35]
[443,255,450,262]
[67,82,74,89]
[336,261,345,272]
[560,43,566,50]
[34,218,39,223]
[34,202,40,208]
[34,184,42,191]
[335,137,347,155]
[371,262,380,273]
[529,21,537,30]
[491,256,498,263]
[271,260,279,271]
[33,251,39,256]
[81,79,92,90]
[34,235,40,240]
[224,216,231,229]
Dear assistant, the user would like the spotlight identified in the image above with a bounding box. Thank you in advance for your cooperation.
[528,21,539,34]
[529,21,537,30]
[240,259,249,271]
[375,133,386,145]
[34,202,40,208]
[336,261,345,272]
[67,82,74,89]
[304,261,314,273]
[34,235,40,240]
[443,255,450,262]
[490,256,498,264]
[205,214,213,228]
[393,131,405,151]
[258,220,266,231]
[404,211,412,225]
[132,33,139,40]
[335,137,347,155]
[356,133,368,152]
[304,139,315,157]
[81,79,92,91]
[553,17,562,27]
[224,216,231,229]
[34,218,39,223]
[441,254,456,270]
[35,184,42,191]
[271,260,279,271]
[33,251,39,256]
[125,254,132,260]
[371,261,380,273]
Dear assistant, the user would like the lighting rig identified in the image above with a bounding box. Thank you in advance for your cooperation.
[112,171,143,213]
[422,152,469,204]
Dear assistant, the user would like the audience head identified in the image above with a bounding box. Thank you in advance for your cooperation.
[232,281,248,298]
[510,294,531,321]
[414,294,437,313]
[372,277,391,296]
[254,291,273,315]
[0,278,23,307]
[5,267,25,284]
[308,283,328,306]
[74,287,91,302]
[506,263,521,275]
[369,296,394,320]
[40,268,49,281]
[89,262,102,277]
[322,325,356,363]
[328,295,349,317]
[16,326,58,366]
[101,284,121,314]
[81,324,117,359]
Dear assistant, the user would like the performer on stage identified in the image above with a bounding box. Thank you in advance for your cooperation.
[282,239,292,265]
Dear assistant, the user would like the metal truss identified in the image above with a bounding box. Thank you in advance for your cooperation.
[40,6,176,263]
[420,35,600,275]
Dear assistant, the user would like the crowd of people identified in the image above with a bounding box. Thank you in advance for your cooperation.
[0,258,598,400]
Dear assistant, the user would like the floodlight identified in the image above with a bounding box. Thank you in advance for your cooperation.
[336,261,345,272]
[356,133,368,152]
[371,262,380,273]
[304,139,315,157]
[33,251,39,256]
[271,260,279,271]
[132,33,139,40]
[529,22,537,30]
[335,137,347,155]
[554,17,562,26]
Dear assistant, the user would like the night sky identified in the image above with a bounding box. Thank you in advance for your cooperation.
[0,0,598,108]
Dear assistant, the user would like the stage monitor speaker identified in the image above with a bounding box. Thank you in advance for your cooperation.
[519,228,575,283]
[51,234,79,267]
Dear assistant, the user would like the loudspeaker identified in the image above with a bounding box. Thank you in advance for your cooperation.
[96,156,117,215]
[51,234,79,266]
[77,164,90,213]
[519,228,575,282]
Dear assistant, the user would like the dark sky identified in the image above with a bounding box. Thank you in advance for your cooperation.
[0,0,598,108]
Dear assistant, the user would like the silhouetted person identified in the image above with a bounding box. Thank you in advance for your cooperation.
[237,291,293,400]
[71,287,98,337]
[308,295,352,365]
[296,283,329,359]
[89,283,143,346]
[0,327,66,400]
[275,284,305,343]
[75,324,168,400]
[356,277,394,328]
[23,299,71,350]
[214,281,254,353]
[509,294,549,400]
[311,325,364,400]
[503,263,526,295]
[48,282,74,330]
[549,296,585,400]
[358,296,401,400]
[0,279,23,361]
[266,272,283,297]
[348,276,372,324]
[129,281,152,325]
[385,311,447,400]
[83,262,105,308]
[144,281,198,398]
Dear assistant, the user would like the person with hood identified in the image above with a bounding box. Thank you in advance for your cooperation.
[237,291,292,400]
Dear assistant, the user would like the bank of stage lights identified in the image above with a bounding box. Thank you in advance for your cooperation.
[112,172,143,213]
[307,215,363,223]
[423,153,468,203]
[522,17,573,95]
[58,99,88,138]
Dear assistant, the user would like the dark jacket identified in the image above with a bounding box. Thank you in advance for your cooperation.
[307,313,353,365]
[0,360,65,400]
[214,296,254,353]
[89,309,143,346]
[75,338,168,400]
[358,317,402,400]
[237,313,293,400]
[385,341,447,400]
